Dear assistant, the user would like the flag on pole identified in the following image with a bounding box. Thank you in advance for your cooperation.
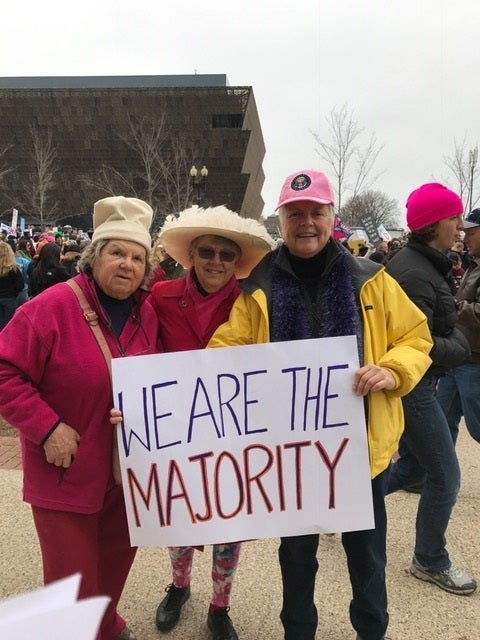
[333,215,353,239]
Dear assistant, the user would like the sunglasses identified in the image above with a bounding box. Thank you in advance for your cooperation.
[196,246,238,262]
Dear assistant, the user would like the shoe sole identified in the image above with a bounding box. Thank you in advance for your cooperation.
[410,565,477,595]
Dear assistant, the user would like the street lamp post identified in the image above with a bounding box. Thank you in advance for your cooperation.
[190,164,208,203]
[467,146,478,215]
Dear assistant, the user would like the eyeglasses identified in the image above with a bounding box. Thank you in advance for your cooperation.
[196,246,238,262]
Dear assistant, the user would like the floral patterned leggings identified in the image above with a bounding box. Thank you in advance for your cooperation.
[169,543,242,608]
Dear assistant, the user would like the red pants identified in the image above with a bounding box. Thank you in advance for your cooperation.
[32,485,136,640]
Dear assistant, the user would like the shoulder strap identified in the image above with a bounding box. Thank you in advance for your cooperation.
[67,279,123,485]
[66,279,112,377]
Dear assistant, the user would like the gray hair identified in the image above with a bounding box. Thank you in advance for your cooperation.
[277,203,335,219]
[77,239,153,282]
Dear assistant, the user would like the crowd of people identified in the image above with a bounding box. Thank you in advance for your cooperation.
[0,171,479,640]
[0,226,89,329]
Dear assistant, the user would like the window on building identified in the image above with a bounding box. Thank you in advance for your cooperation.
[212,114,243,128]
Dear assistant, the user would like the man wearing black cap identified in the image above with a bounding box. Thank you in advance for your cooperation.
[437,209,480,445]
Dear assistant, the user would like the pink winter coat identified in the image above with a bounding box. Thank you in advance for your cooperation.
[0,273,159,513]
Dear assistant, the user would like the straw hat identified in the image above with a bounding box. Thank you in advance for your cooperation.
[158,205,275,278]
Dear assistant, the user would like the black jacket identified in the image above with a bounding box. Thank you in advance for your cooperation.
[386,242,470,376]
[28,265,71,297]
[0,268,24,299]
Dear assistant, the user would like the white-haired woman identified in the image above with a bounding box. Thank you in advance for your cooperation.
[0,197,159,640]
[150,205,274,640]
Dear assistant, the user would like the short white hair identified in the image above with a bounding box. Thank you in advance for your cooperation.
[277,203,335,218]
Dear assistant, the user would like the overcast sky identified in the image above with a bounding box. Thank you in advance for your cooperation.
[1,0,479,227]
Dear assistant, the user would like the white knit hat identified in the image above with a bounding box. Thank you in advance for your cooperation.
[158,205,275,278]
[92,196,153,252]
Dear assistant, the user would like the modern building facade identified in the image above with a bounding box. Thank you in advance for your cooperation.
[0,74,266,231]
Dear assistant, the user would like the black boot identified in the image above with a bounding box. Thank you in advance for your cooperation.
[155,584,191,631]
[207,607,239,640]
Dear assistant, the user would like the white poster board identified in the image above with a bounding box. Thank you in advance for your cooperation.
[0,574,109,640]
[112,336,374,548]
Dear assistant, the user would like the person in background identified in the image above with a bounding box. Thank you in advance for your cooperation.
[0,197,159,640]
[384,237,403,262]
[28,242,71,296]
[437,209,480,445]
[148,241,168,287]
[62,242,83,276]
[26,237,54,280]
[147,205,274,640]
[369,250,387,264]
[446,250,465,293]
[376,241,388,255]
[0,242,25,330]
[14,246,30,306]
[386,183,476,596]
[209,169,432,640]
[451,239,471,270]
[16,237,34,262]
[6,235,17,253]
[54,231,64,248]
[160,249,187,279]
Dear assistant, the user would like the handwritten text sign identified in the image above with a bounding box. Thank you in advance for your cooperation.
[112,336,374,547]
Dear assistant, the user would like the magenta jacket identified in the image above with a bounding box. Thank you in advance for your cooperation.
[0,273,159,513]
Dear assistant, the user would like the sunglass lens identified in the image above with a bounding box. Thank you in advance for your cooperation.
[198,247,214,259]
[219,251,236,262]
[197,247,236,262]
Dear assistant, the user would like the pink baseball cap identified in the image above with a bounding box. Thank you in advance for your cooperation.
[276,170,335,210]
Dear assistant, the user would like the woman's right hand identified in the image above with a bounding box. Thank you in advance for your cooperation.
[43,422,80,468]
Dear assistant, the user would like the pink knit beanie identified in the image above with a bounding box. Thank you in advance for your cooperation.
[406,183,463,231]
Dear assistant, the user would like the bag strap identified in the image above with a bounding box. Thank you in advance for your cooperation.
[66,279,112,377]
[66,279,123,485]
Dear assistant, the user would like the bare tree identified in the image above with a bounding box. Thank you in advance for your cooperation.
[0,145,15,218]
[0,143,13,186]
[122,116,200,228]
[79,165,139,197]
[312,104,384,214]
[443,138,479,212]
[119,114,169,206]
[22,125,59,226]
[156,135,197,219]
[78,113,199,231]
[341,190,400,229]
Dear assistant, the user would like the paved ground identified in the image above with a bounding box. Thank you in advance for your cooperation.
[0,436,21,470]
[1,428,479,640]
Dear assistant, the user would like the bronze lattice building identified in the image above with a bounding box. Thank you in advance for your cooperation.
[0,74,266,231]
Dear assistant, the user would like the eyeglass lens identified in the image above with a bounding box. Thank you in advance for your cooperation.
[197,246,237,262]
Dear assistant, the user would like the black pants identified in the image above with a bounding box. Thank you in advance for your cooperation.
[279,468,389,640]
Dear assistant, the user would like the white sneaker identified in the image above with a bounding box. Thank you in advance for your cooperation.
[410,556,477,595]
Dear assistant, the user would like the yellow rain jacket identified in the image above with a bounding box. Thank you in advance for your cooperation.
[209,244,433,478]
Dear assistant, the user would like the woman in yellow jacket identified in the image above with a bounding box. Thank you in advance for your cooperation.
[209,169,432,640]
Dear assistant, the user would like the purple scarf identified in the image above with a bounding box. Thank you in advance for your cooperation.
[270,251,361,345]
